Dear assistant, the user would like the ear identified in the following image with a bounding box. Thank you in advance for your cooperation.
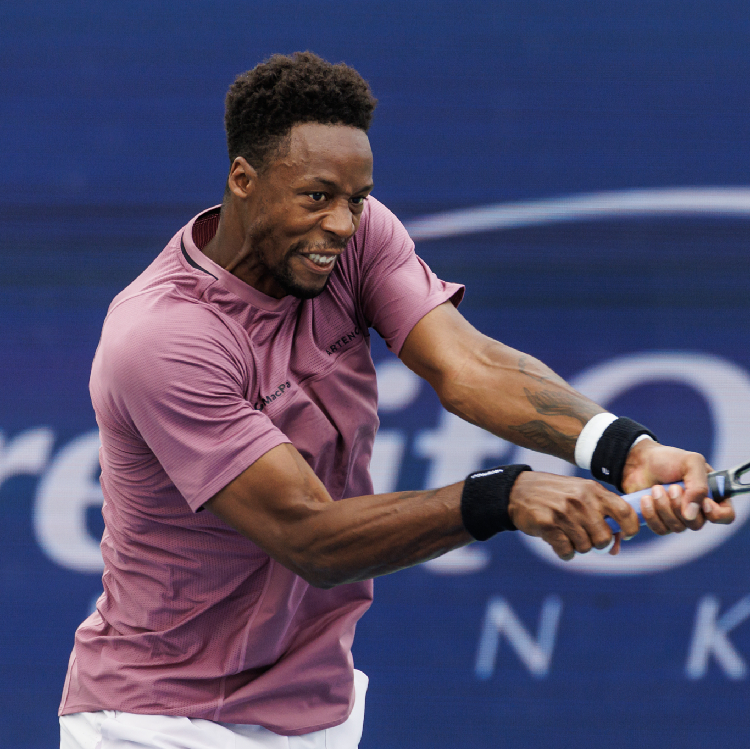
[227,157,257,199]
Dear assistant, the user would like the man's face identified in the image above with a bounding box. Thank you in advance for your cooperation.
[239,123,374,299]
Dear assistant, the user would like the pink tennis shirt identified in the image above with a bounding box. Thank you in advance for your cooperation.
[59,197,463,735]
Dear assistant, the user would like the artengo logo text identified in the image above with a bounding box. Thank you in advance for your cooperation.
[326,327,360,356]
[254,381,292,411]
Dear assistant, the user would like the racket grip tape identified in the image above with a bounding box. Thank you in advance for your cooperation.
[605,470,730,533]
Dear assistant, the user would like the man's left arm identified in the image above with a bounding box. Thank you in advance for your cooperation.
[399,301,735,533]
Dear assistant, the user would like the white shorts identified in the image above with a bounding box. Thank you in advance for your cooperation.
[60,669,368,749]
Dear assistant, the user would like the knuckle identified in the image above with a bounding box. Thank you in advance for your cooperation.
[544,527,560,548]
[563,497,586,518]
[664,509,688,532]
[542,530,573,560]
[648,521,670,536]
[583,479,603,497]
[653,494,671,512]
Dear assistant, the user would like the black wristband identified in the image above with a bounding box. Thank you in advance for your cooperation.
[590,417,658,492]
[460,464,532,541]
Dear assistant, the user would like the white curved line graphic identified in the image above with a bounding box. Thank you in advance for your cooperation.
[404,186,750,241]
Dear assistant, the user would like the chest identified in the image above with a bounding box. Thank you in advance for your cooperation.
[241,297,379,498]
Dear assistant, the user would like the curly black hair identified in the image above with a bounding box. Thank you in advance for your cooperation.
[225,51,377,172]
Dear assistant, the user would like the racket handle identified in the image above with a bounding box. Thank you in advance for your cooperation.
[604,487,674,533]
[605,471,729,533]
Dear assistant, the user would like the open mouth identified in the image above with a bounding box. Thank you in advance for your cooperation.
[298,251,339,274]
[305,252,337,269]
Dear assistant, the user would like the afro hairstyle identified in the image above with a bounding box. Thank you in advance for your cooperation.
[225,51,377,172]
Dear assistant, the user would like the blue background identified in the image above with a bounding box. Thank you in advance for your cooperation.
[2,1,750,747]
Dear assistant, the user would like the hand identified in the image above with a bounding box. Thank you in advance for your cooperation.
[621,439,735,534]
[508,472,641,560]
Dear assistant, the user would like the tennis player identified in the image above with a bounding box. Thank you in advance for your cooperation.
[58,52,734,748]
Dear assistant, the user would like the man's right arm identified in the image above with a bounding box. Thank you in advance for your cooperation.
[205,442,640,588]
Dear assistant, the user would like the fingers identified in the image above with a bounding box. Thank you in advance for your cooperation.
[610,533,622,555]
[543,519,620,561]
[510,473,638,561]
[620,442,734,533]
[640,489,668,534]
[540,529,576,561]
[669,454,735,527]
[541,482,637,556]
[539,515,597,561]
[641,483,709,534]
[639,483,735,536]
[542,517,613,560]
[601,492,641,541]
[702,497,735,525]
[640,485,694,534]
[667,450,708,521]
[513,448,734,563]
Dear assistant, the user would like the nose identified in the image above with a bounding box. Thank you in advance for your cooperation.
[320,199,356,239]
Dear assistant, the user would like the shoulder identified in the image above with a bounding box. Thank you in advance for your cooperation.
[355,196,412,248]
[339,197,414,282]
[99,290,250,390]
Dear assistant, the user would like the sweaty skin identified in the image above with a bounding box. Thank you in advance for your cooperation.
[204,122,734,583]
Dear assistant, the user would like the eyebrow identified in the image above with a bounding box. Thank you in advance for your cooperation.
[305,177,374,194]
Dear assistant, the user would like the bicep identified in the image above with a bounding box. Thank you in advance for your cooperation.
[399,301,511,397]
[205,443,334,571]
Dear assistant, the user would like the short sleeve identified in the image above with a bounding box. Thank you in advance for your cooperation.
[355,198,464,354]
[93,296,290,511]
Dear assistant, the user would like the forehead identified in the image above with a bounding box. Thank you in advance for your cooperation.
[270,123,373,184]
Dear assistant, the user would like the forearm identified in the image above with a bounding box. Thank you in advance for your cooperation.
[282,485,471,588]
[434,334,602,463]
[207,448,473,589]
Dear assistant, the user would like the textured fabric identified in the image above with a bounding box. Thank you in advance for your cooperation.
[59,197,463,735]
[590,417,658,491]
[460,464,532,540]
[574,412,618,470]
[60,670,368,749]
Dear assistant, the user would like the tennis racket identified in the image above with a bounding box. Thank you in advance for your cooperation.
[605,460,750,533]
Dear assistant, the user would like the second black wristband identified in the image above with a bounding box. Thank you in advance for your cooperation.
[460,464,532,541]
[590,417,657,491]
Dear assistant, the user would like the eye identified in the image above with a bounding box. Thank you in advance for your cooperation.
[350,196,367,206]
[308,192,327,202]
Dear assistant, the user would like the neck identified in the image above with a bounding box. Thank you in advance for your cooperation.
[201,199,248,271]
[201,198,286,296]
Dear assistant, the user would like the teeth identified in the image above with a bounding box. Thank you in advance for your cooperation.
[307,253,336,267]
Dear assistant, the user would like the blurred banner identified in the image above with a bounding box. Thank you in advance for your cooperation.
[2,2,749,747]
